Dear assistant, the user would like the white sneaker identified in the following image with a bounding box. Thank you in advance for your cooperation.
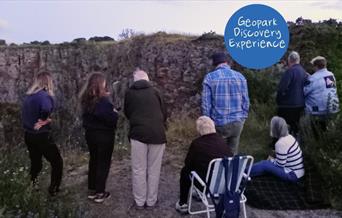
[175,200,188,214]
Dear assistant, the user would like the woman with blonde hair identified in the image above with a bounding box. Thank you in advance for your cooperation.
[80,72,118,203]
[175,116,233,214]
[22,71,63,196]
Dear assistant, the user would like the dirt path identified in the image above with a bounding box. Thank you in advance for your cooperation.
[64,147,342,218]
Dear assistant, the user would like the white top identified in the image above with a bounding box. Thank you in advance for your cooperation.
[273,134,305,178]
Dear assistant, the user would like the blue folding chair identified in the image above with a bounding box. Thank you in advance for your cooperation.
[188,156,254,218]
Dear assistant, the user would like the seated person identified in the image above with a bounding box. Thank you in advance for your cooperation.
[250,116,304,182]
[175,116,233,214]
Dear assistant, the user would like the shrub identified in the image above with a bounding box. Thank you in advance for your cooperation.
[300,114,342,209]
[0,148,82,217]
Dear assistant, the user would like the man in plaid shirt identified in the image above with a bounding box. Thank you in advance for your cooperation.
[201,52,250,154]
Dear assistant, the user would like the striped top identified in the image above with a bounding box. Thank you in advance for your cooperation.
[274,134,305,178]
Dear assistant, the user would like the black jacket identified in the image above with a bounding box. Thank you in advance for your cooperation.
[124,80,167,144]
[276,64,308,108]
[183,133,233,179]
[82,96,118,132]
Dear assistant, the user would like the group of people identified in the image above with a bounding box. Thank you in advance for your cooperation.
[21,50,338,213]
[277,51,339,136]
[177,51,338,213]
[22,69,167,206]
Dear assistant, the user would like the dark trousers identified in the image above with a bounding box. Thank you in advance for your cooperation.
[24,132,63,191]
[179,167,205,205]
[85,130,114,193]
[277,107,304,136]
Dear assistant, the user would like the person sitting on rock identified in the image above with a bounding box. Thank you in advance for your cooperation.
[175,116,233,214]
[250,116,304,182]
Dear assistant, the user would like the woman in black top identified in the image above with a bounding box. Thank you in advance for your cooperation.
[80,72,118,203]
[175,116,233,214]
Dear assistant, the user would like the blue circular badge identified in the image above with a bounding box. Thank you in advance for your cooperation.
[224,4,289,69]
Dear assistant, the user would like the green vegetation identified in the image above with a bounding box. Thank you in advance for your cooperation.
[0,148,85,217]
[0,19,342,215]
[300,114,342,209]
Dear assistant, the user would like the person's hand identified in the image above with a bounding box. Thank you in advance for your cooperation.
[34,118,52,130]
[267,155,274,161]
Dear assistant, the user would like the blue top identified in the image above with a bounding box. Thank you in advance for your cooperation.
[201,64,250,126]
[22,90,54,133]
[304,68,338,115]
[276,64,308,108]
[82,96,118,131]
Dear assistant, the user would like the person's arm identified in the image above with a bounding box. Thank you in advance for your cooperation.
[303,75,314,97]
[94,97,118,128]
[124,91,131,119]
[274,141,287,167]
[201,77,212,117]
[35,95,53,130]
[276,70,293,103]
[155,89,167,124]
[241,78,250,116]
[39,95,53,121]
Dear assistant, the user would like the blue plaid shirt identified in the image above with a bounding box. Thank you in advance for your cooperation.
[201,64,250,126]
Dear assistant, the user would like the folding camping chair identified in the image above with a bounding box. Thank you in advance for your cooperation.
[188,156,254,218]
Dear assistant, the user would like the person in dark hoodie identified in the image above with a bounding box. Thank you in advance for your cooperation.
[124,70,167,209]
[80,72,118,203]
[276,51,308,136]
[22,71,63,196]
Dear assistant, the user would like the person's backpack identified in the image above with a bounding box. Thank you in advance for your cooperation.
[327,88,339,114]
[209,156,247,218]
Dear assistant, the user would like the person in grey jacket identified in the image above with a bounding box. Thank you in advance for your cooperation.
[304,56,339,131]
[276,51,308,136]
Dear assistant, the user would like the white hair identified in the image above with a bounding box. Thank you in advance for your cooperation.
[270,116,289,138]
[288,51,300,64]
[133,70,149,82]
[196,116,216,136]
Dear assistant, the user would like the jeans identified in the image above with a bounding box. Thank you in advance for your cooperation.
[86,130,115,193]
[250,160,298,182]
[131,139,165,207]
[24,132,63,191]
[216,121,245,155]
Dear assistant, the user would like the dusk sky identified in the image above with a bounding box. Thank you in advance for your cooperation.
[0,0,341,43]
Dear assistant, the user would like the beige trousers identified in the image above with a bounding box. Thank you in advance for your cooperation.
[130,139,165,206]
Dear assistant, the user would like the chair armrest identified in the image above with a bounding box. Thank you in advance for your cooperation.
[190,171,206,187]
[243,173,251,181]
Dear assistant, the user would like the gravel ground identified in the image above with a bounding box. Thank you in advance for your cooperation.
[63,147,342,218]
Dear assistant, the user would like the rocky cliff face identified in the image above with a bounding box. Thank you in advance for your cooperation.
[0,33,225,147]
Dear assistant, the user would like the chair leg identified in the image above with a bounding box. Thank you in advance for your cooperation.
[188,181,194,214]
[242,202,247,218]
[206,207,210,218]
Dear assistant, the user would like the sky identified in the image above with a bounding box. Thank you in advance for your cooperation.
[0,0,341,44]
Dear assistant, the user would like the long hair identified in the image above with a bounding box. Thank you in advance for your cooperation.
[79,72,108,113]
[26,71,54,96]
